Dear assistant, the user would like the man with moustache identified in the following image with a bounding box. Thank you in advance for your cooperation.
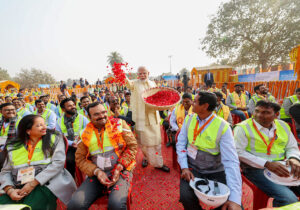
[56,98,89,177]
[0,103,20,170]
[126,66,169,172]
[67,102,137,210]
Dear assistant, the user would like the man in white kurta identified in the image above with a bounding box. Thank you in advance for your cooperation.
[126,67,170,172]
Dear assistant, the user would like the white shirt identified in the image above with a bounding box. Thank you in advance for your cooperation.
[234,119,300,169]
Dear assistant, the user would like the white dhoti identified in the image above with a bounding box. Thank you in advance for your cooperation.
[127,78,164,167]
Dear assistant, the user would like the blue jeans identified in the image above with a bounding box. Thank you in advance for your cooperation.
[231,110,248,121]
[243,167,300,207]
[67,171,132,210]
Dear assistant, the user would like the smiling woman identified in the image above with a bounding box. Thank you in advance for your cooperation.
[0,115,77,209]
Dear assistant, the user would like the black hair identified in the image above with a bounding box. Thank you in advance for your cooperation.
[0,103,14,109]
[182,93,192,100]
[86,101,102,117]
[255,100,281,113]
[296,88,300,93]
[35,99,44,106]
[12,98,21,102]
[125,92,131,96]
[234,84,243,88]
[197,91,217,111]
[39,95,47,100]
[5,96,11,99]
[60,98,75,109]
[5,115,59,159]
[214,91,223,99]
[80,96,89,102]
[254,84,263,93]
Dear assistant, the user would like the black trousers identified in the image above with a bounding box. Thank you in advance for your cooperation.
[66,147,76,178]
[179,170,226,210]
[67,171,132,210]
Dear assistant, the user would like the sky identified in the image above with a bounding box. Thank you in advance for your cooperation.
[0,0,227,82]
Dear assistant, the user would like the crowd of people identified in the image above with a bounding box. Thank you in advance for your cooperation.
[0,66,300,210]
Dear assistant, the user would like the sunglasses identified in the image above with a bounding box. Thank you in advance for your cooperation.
[195,178,210,194]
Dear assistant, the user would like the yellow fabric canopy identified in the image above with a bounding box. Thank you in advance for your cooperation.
[0,80,20,91]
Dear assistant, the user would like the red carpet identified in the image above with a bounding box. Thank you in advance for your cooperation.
[57,133,273,210]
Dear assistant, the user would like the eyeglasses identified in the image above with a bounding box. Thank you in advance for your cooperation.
[3,109,15,112]
[195,178,210,194]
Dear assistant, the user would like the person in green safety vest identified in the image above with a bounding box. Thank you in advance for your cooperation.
[280,88,300,123]
[234,100,300,207]
[39,95,56,113]
[34,99,57,130]
[0,115,76,208]
[55,98,89,177]
[12,98,31,120]
[5,96,12,103]
[67,102,137,210]
[121,91,131,109]
[55,94,67,118]
[0,103,20,170]
[249,84,276,114]
[79,96,91,118]
[176,91,242,210]
[108,96,134,127]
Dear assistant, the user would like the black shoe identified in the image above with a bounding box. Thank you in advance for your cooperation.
[142,159,148,168]
[166,142,172,147]
[155,165,170,172]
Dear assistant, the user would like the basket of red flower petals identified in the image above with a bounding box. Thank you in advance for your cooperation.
[142,87,181,111]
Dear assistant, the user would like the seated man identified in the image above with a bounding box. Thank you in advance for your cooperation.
[0,103,19,170]
[214,92,233,125]
[169,93,193,146]
[79,96,91,118]
[56,98,89,177]
[280,88,300,123]
[121,91,131,109]
[33,99,57,130]
[108,96,135,127]
[12,98,31,119]
[249,84,276,114]
[176,92,242,210]
[226,84,249,121]
[234,100,300,207]
[67,102,137,210]
[55,94,67,117]
[40,94,57,112]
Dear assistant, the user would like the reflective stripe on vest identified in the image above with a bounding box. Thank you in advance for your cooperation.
[237,119,289,161]
[280,95,299,119]
[252,94,276,104]
[34,109,51,124]
[9,135,56,169]
[80,121,123,156]
[185,114,229,155]
[60,114,84,136]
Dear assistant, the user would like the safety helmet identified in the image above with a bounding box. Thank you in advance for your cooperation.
[189,178,230,208]
[264,161,300,186]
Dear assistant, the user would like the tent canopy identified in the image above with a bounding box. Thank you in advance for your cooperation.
[0,80,20,91]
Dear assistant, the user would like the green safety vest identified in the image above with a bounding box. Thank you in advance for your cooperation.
[236,118,289,161]
[120,107,129,116]
[280,95,299,119]
[59,114,84,136]
[33,109,51,125]
[17,108,28,119]
[57,105,63,117]
[79,109,88,117]
[8,135,56,169]
[80,128,115,156]
[160,110,168,125]
[252,94,276,104]
[0,120,21,140]
[185,114,229,155]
